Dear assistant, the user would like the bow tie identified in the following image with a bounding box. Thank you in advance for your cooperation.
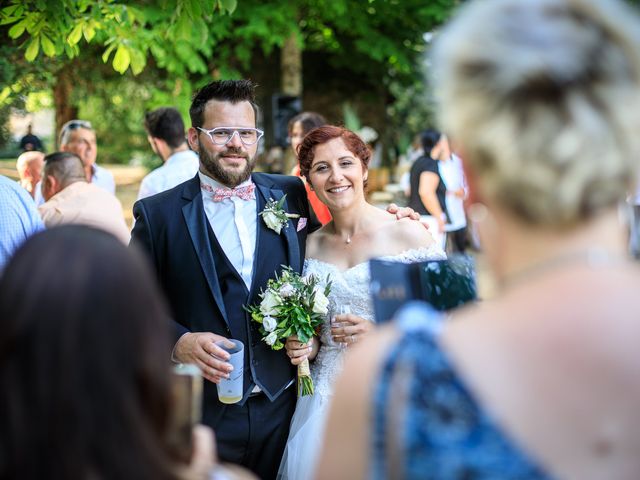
[201,183,256,202]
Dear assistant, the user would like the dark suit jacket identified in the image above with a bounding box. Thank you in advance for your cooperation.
[130,172,318,427]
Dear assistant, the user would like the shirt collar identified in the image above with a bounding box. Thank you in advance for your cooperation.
[198,171,254,192]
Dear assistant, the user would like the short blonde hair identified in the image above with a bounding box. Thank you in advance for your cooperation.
[433,0,640,226]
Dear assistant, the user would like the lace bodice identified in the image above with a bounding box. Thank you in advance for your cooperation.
[303,245,446,396]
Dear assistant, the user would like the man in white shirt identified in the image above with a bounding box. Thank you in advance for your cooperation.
[59,119,116,194]
[137,107,199,200]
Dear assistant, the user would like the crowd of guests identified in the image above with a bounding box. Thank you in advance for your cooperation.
[2,0,640,479]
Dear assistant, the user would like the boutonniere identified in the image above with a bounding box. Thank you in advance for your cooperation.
[260,195,300,234]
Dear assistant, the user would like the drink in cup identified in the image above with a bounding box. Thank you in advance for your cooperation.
[215,339,244,404]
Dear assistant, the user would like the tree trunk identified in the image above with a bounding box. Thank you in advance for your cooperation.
[281,31,302,96]
[53,65,78,147]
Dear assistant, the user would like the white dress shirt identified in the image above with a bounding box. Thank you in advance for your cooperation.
[92,164,116,194]
[137,150,200,200]
[199,172,257,290]
[439,154,468,231]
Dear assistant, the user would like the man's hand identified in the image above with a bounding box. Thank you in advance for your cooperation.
[386,203,420,221]
[174,332,233,384]
[285,335,318,365]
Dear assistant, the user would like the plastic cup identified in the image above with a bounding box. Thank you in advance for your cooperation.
[331,305,351,349]
[215,339,244,404]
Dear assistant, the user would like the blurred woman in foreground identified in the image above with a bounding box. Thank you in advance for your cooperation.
[0,226,224,480]
[318,0,640,478]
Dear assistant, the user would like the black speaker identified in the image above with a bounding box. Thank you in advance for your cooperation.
[271,94,302,147]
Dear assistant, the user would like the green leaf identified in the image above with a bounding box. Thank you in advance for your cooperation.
[24,37,39,61]
[218,0,237,14]
[68,23,84,46]
[83,21,96,42]
[40,34,55,56]
[101,43,116,63]
[129,47,146,75]
[8,19,26,38]
[113,44,131,73]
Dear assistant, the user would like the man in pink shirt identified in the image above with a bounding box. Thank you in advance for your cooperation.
[39,152,129,244]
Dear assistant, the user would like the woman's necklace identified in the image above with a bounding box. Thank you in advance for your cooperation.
[499,247,629,290]
[345,234,351,244]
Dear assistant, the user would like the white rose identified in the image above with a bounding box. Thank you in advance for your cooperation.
[263,211,283,234]
[312,288,329,315]
[265,331,278,346]
[260,290,280,316]
[262,315,277,332]
[279,283,295,298]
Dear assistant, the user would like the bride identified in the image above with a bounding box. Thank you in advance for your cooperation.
[277,126,446,479]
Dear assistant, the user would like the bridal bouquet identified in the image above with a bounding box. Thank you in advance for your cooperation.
[246,266,331,396]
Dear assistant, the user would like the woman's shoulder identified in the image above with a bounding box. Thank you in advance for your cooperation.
[388,216,439,252]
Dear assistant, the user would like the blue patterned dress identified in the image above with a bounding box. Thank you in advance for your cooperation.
[371,302,554,479]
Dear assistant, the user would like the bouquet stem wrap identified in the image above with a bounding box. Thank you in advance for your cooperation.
[297,358,313,396]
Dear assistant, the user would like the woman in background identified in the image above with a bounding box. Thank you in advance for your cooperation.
[407,128,449,249]
[319,0,640,478]
[288,111,332,224]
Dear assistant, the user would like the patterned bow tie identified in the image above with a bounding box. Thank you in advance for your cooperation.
[201,182,256,202]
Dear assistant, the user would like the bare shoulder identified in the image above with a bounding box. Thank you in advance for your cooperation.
[390,216,436,251]
[305,224,332,259]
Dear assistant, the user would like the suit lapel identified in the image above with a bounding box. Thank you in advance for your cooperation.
[252,180,301,299]
[182,183,229,326]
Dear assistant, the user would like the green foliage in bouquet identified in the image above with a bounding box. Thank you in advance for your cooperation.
[245,266,331,396]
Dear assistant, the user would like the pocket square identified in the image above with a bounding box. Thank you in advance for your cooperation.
[296,217,308,232]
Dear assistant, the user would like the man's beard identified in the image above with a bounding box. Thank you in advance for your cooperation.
[198,141,256,187]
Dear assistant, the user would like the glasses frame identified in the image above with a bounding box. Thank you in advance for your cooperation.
[197,126,264,146]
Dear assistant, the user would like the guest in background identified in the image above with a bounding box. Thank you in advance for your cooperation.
[19,124,43,152]
[0,225,218,480]
[0,174,43,273]
[39,152,129,244]
[407,128,448,249]
[320,0,640,478]
[289,111,331,224]
[15,150,45,203]
[59,119,116,194]
[137,107,199,200]
[434,136,469,253]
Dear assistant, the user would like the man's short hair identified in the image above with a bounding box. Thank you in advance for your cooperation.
[58,119,94,147]
[189,80,258,128]
[43,152,86,187]
[144,108,186,149]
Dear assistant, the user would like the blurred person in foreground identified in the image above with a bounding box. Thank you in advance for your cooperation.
[138,107,199,200]
[319,0,640,478]
[39,152,130,244]
[0,225,222,480]
[0,174,43,273]
[15,150,45,203]
[59,119,116,194]
[288,111,332,224]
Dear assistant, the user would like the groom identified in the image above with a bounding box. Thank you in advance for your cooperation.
[131,80,317,478]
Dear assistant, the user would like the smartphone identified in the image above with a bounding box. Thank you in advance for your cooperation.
[167,363,203,463]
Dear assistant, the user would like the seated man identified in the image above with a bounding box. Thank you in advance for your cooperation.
[39,152,129,244]
[16,151,45,203]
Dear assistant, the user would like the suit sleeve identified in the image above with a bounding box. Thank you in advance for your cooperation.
[130,199,190,340]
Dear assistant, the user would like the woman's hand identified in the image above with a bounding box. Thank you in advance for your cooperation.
[285,335,318,365]
[331,314,373,347]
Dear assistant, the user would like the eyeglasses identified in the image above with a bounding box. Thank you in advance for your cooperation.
[197,126,264,146]
[61,120,93,133]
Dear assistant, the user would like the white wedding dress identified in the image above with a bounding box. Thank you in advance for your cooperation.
[277,246,446,479]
